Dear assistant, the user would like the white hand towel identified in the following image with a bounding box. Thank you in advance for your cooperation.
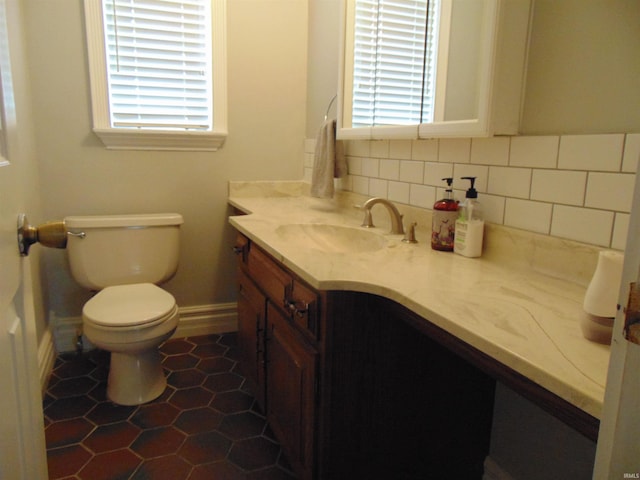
[310,119,346,198]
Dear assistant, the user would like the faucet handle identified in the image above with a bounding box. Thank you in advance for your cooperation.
[402,222,418,243]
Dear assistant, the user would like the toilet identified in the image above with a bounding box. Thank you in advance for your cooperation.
[64,213,184,405]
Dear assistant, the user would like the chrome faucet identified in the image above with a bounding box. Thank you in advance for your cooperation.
[361,197,404,235]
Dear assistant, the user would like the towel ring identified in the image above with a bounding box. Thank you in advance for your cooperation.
[324,94,337,121]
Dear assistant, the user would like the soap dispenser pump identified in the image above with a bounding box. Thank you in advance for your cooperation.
[431,177,458,251]
[454,176,484,257]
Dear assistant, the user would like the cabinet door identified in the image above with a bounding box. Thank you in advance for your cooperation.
[266,303,317,479]
[237,270,266,408]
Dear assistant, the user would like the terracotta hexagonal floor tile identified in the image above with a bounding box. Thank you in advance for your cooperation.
[197,356,234,374]
[130,402,180,429]
[160,339,195,355]
[54,356,98,379]
[192,343,227,358]
[47,444,92,479]
[131,454,192,480]
[162,353,199,371]
[228,436,281,472]
[218,411,267,440]
[83,421,141,454]
[131,426,186,458]
[49,376,98,398]
[210,390,254,414]
[187,334,221,345]
[86,402,137,425]
[173,407,223,435]
[203,372,244,393]
[45,417,95,449]
[78,448,141,480]
[169,386,213,409]
[178,431,231,465]
[188,460,245,480]
[45,396,97,422]
[167,368,206,389]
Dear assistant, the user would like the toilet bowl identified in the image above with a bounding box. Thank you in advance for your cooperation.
[83,283,179,405]
[64,213,183,405]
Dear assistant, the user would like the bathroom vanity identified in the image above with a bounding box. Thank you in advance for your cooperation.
[228,182,609,480]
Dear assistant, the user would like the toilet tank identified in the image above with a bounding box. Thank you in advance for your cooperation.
[64,213,183,290]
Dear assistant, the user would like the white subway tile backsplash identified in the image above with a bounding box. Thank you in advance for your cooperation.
[399,160,425,183]
[389,140,412,160]
[388,181,410,204]
[411,139,438,161]
[530,169,586,206]
[371,140,390,158]
[470,137,510,166]
[488,166,531,198]
[409,184,436,209]
[452,164,489,192]
[304,152,314,168]
[509,136,559,168]
[504,198,552,234]
[585,172,635,212]
[423,162,454,187]
[558,134,624,171]
[439,138,471,164]
[362,157,380,177]
[622,133,640,173]
[347,156,363,175]
[380,159,400,180]
[369,178,388,197]
[351,175,369,195]
[481,194,506,225]
[345,139,370,157]
[325,133,636,249]
[551,205,614,247]
[612,213,630,251]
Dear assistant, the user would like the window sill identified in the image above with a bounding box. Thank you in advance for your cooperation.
[93,128,227,151]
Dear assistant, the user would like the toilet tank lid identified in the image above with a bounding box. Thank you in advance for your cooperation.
[65,213,183,228]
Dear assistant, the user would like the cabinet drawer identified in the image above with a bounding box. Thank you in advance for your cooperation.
[246,243,292,308]
[289,280,320,339]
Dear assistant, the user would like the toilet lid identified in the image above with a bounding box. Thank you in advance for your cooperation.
[83,283,176,327]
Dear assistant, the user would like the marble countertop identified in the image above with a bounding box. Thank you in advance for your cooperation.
[228,181,611,419]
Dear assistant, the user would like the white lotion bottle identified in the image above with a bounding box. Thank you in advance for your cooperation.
[454,177,484,258]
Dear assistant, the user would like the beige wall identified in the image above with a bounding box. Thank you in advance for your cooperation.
[24,0,308,324]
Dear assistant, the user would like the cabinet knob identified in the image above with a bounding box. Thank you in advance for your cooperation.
[285,299,309,318]
[232,246,244,255]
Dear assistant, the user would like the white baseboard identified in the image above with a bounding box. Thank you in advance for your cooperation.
[173,302,238,338]
[51,302,238,354]
[483,456,515,480]
[38,326,56,395]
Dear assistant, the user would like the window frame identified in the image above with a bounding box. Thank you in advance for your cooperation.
[83,0,227,151]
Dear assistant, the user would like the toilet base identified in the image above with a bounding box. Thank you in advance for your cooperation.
[107,349,167,405]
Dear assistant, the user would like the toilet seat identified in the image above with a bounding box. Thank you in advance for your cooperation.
[83,283,176,328]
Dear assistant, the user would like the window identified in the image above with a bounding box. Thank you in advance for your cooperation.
[84,0,227,151]
[351,0,440,128]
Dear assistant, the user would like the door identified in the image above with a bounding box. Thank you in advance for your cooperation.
[594,159,640,477]
[266,303,317,479]
[0,0,48,478]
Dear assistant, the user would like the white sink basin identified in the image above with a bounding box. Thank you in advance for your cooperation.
[275,223,387,253]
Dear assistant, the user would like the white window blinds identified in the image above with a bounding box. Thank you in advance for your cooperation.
[102,0,212,130]
[352,0,439,128]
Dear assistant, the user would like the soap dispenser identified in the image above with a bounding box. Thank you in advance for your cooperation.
[431,177,458,251]
[454,176,484,257]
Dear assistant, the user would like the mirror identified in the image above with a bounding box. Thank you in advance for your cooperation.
[337,0,531,139]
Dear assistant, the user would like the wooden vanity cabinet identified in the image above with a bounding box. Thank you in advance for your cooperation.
[235,234,319,479]
[234,232,496,479]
